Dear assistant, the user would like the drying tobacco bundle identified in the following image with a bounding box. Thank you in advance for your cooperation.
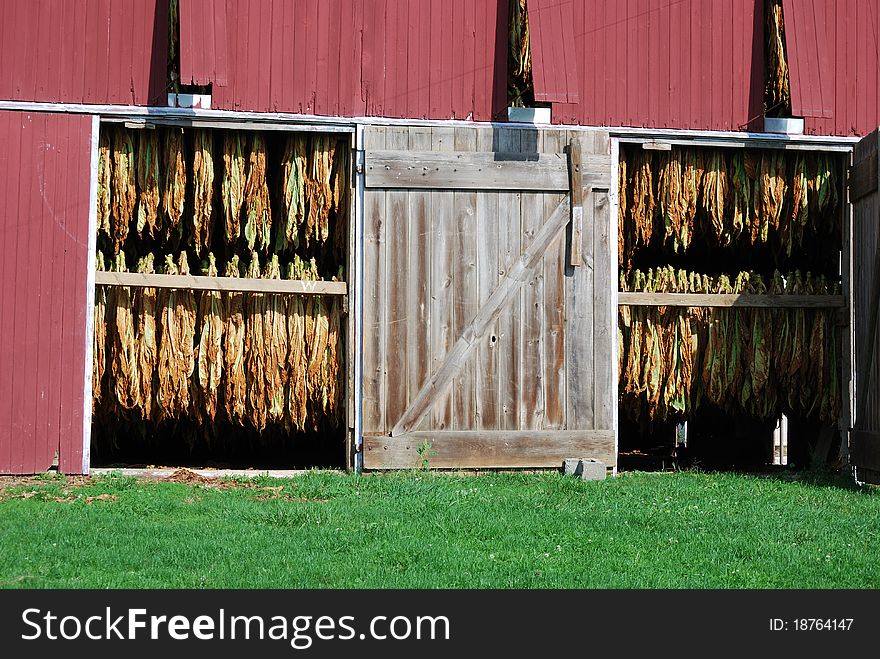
[163,128,187,240]
[508,0,532,107]
[222,255,247,425]
[681,149,702,246]
[156,252,196,421]
[192,129,215,255]
[93,252,108,412]
[286,257,309,432]
[618,155,629,268]
[765,0,791,114]
[304,258,329,427]
[306,135,335,246]
[658,151,685,252]
[244,134,271,252]
[136,129,161,238]
[97,133,112,238]
[134,253,158,420]
[263,255,288,424]
[110,128,136,254]
[244,252,269,430]
[629,150,656,250]
[759,150,787,239]
[109,251,140,412]
[222,132,246,244]
[196,253,224,423]
[729,152,752,244]
[702,151,729,244]
[278,136,308,252]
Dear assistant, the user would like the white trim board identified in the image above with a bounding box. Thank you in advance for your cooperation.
[82,114,100,476]
[0,100,860,148]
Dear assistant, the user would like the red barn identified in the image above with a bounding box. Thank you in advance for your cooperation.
[1,1,879,481]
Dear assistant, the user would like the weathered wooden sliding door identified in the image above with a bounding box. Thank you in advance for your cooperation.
[361,125,614,469]
[851,128,880,484]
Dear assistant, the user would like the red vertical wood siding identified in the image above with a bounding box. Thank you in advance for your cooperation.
[803,0,880,136]
[0,0,169,106]
[526,0,579,103]
[553,0,766,132]
[0,111,93,475]
[180,0,507,120]
[2,2,880,134]
[179,0,228,86]
[782,0,832,118]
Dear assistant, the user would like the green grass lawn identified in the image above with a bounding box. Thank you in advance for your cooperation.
[0,470,877,588]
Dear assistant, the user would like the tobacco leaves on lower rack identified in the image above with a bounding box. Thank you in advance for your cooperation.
[618,267,841,424]
[92,250,345,443]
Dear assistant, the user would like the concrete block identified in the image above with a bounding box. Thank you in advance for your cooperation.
[562,458,606,481]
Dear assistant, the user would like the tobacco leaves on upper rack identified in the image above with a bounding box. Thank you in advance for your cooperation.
[101,126,348,282]
[618,146,841,270]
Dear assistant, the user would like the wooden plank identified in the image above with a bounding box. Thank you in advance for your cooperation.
[520,130,545,431]
[496,128,522,431]
[591,182,614,430]
[850,155,878,202]
[452,127,478,430]
[474,128,499,430]
[430,126,455,430]
[856,140,880,430]
[407,127,432,430]
[567,138,584,266]
[391,196,571,436]
[617,293,847,308]
[565,174,595,429]
[543,131,567,430]
[345,136,357,470]
[361,126,387,435]
[384,126,410,430]
[94,272,347,295]
[365,150,611,191]
[363,430,616,469]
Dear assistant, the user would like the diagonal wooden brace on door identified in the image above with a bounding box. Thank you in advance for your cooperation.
[390,195,572,436]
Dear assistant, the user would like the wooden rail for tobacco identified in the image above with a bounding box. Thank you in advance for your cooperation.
[617,293,845,308]
[94,271,347,295]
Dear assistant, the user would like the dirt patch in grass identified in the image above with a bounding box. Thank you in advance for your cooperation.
[0,489,117,504]
[0,475,92,491]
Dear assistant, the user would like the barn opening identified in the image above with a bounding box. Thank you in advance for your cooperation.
[90,122,352,470]
[616,141,848,471]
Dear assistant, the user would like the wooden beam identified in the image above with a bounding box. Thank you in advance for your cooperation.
[567,138,583,267]
[857,145,880,427]
[363,430,616,469]
[617,292,846,308]
[850,155,878,202]
[390,197,572,436]
[94,271,347,295]
[365,150,611,191]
